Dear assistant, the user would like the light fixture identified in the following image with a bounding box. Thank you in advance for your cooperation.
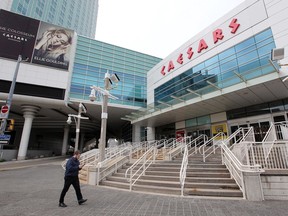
[89,88,96,102]
[271,48,284,61]
[66,116,72,124]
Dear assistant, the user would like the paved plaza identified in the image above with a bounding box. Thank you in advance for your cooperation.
[0,157,287,216]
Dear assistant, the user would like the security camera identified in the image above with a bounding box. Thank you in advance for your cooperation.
[89,89,96,102]
[110,74,120,83]
[66,116,72,124]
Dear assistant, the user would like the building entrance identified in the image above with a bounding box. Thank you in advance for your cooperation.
[229,119,271,142]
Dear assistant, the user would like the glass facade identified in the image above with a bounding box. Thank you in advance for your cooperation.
[10,0,98,38]
[69,36,162,107]
[155,28,276,106]
[227,99,288,120]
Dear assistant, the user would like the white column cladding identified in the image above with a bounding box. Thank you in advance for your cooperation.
[61,125,70,156]
[17,105,40,160]
[132,124,141,142]
[146,127,155,141]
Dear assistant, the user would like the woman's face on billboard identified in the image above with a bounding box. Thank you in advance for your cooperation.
[49,32,69,48]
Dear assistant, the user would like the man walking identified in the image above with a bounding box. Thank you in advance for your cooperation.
[59,150,87,207]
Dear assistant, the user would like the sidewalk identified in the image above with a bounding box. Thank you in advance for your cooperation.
[0,158,287,216]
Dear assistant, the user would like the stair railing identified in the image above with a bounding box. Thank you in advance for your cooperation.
[262,121,288,163]
[198,132,225,162]
[238,140,288,169]
[186,134,208,156]
[167,137,188,160]
[96,146,131,185]
[61,148,99,170]
[180,144,188,196]
[221,141,263,199]
[220,128,264,199]
[125,146,157,191]
[231,127,255,165]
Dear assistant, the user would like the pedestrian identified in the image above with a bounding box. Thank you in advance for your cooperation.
[59,150,87,207]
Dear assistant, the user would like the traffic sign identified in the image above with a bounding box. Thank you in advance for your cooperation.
[1,105,9,114]
[0,105,9,119]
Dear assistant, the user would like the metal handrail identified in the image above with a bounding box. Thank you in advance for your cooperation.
[221,141,264,199]
[125,146,156,191]
[96,146,131,185]
[187,134,208,155]
[198,132,225,162]
[61,148,99,170]
[180,144,188,196]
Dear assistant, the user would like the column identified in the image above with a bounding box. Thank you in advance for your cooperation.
[17,105,40,160]
[132,124,141,142]
[146,127,155,141]
[61,125,70,156]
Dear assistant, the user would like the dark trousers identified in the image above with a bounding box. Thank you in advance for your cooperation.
[59,176,83,203]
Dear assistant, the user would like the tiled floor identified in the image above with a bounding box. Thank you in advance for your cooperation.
[0,158,287,216]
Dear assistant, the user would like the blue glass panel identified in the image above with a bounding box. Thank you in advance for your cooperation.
[219,47,235,61]
[193,62,205,73]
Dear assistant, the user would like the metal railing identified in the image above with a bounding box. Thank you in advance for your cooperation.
[186,134,208,156]
[61,148,99,170]
[221,141,264,199]
[220,128,264,199]
[96,146,131,185]
[198,133,225,162]
[125,146,157,191]
[233,140,288,169]
[180,144,188,196]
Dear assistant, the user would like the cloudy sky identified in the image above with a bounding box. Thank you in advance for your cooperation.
[95,0,245,58]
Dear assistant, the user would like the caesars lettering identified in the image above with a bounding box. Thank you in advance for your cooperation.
[161,18,240,76]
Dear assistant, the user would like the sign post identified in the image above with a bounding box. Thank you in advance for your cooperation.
[0,55,22,135]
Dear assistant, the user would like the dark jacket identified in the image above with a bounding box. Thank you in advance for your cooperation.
[65,156,81,177]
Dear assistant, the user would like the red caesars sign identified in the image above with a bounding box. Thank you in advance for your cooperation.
[160,18,240,76]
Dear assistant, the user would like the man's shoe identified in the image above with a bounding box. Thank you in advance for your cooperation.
[59,203,67,207]
[78,199,87,205]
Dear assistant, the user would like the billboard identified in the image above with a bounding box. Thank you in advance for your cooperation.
[0,10,74,70]
[0,10,39,61]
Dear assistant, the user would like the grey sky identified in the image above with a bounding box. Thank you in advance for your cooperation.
[95,0,245,58]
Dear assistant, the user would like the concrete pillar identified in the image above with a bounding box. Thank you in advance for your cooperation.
[243,171,264,201]
[146,127,155,141]
[17,105,40,160]
[61,125,70,156]
[132,124,141,142]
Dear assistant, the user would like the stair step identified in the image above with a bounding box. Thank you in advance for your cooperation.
[185,188,243,197]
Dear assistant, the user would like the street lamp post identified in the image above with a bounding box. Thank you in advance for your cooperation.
[67,103,88,151]
[89,70,119,162]
[0,55,27,135]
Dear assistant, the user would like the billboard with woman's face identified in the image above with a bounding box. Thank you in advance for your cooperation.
[32,22,73,70]
[0,9,74,70]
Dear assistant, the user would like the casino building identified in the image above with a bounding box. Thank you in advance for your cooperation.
[127,0,288,142]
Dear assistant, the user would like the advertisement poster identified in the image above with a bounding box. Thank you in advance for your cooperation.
[176,130,186,142]
[211,123,228,140]
[0,10,74,70]
[32,22,73,70]
[0,10,39,61]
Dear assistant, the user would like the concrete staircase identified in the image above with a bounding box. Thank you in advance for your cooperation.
[99,147,243,198]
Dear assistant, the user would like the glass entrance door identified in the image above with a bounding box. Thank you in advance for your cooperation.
[230,121,270,142]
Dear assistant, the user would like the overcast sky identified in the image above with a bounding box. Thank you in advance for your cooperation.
[95,0,245,58]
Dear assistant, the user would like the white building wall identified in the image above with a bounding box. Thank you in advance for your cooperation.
[147,0,288,105]
[0,0,12,10]
[0,59,70,89]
